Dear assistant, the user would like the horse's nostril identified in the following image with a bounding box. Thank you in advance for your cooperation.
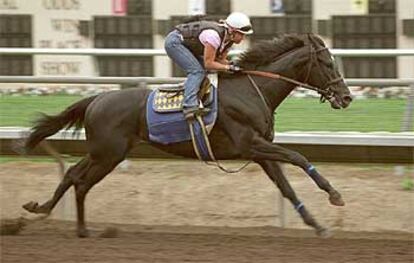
[343,95,353,104]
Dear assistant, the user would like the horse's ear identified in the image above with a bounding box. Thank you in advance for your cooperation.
[314,34,327,47]
[302,33,312,45]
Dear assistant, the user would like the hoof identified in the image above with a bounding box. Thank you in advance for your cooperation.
[22,201,39,213]
[329,191,345,206]
[316,227,332,238]
[22,201,50,215]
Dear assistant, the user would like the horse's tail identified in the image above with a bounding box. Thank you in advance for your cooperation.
[23,95,98,153]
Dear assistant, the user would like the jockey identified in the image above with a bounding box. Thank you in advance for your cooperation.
[164,12,253,120]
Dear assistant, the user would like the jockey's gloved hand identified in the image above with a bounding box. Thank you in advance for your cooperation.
[228,64,243,73]
[229,60,237,66]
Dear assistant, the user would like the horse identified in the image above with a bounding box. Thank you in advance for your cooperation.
[21,33,353,238]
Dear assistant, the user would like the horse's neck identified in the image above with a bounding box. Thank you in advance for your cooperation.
[255,64,302,112]
[262,76,295,111]
[257,51,303,112]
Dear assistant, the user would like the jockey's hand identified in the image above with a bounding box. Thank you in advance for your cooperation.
[217,57,230,65]
[228,64,243,73]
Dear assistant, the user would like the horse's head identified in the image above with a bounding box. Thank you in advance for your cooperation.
[302,34,352,109]
[238,34,352,109]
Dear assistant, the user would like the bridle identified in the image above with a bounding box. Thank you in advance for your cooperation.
[305,45,344,102]
[243,44,344,104]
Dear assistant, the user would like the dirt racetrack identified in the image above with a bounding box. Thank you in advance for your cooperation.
[1,160,413,262]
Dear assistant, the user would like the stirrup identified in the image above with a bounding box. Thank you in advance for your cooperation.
[183,107,210,121]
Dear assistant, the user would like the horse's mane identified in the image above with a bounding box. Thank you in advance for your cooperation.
[237,34,309,70]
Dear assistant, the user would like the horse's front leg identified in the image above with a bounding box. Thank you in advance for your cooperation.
[250,135,344,206]
[257,160,329,236]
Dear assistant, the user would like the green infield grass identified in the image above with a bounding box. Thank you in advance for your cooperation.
[0,95,410,132]
[274,97,409,132]
[1,95,82,127]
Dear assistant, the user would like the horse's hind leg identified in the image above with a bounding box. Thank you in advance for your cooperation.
[257,160,330,237]
[74,135,132,238]
[74,160,117,237]
[23,157,89,215]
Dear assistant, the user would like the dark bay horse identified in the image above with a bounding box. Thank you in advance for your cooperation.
[22,34,352,237]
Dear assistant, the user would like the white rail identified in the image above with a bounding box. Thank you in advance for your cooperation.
[0,76,413,86]
[1,48,414,57]
[1,127,412,147]
[0,76,185,84]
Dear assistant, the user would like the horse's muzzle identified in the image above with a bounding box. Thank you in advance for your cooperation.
[341,95,353,108]
[330,93,352,109]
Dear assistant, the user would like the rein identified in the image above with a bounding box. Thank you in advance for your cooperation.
[243,70,334,98]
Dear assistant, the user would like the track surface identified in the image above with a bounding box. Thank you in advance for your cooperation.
[2,219,413,263]
[1,161,413,262]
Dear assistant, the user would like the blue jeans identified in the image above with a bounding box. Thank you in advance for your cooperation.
[164,30,205,109]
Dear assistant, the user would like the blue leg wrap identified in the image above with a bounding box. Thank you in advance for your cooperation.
[307,164,316,174]
[295,202,304,212]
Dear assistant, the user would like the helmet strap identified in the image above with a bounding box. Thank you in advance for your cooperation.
[226,27,236,40]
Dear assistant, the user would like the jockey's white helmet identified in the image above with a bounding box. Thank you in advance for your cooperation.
[225,12,253,35]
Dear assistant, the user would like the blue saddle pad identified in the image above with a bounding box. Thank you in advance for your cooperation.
[146,85,218,145]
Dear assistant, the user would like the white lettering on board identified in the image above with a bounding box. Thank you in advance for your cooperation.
[42,0,80,10]
[51,19,79,33]
[40,61,81,75]
[38,39,83,48]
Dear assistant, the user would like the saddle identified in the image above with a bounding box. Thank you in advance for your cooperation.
[152,78,214,113]
[146,73,218,143]
[146,74,219,161]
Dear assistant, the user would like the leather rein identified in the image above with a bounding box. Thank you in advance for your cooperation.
[244,70,333,97]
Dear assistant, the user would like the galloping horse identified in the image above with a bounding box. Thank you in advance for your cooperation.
[22,33,352,237]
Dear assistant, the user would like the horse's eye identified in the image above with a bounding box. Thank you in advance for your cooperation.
[321,60,333,68]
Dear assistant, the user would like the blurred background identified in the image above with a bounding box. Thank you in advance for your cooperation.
[0,0,413,77]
